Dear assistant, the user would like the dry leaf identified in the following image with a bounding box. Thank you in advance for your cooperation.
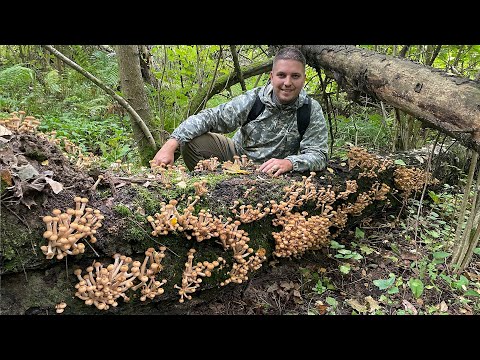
[346,298,367,313]
[0,125,12,136]
[41,160,49,166]
[315,301,328,315]
[45,177,64,194]
[326,167,334,174]
[365,296,381,313]
[0,169,12,186]
[176,180,187,188]
[142,181,151,188]
[439,301,448,312]
[402,299,418,315]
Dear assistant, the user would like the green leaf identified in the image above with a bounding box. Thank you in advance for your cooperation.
[360,244,375,255]
[373,274,396,290]
[326,297,338,307]
[355,227,365,239]
[428,191,440,203]
[432,251,451,259]
[473,248,480,256]
[339,264,351,274]
[394,159,406,166]
[387,286,399,294]
[408,278,424,299]
[464,290,480,297]
[330,240,344,249]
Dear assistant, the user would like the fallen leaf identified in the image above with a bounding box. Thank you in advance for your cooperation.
[45,177,63,194]
[15,164,39,181]
[0,125,12,136]
[346,298,367,313]
[142,181,151,188]
[41,160,49,166]
[326,167,334,174]
[402,299,418,315]
[365,296,381,313]
[176,180,187,188]
[315,301,328,315]
[0,169,12,186]
[439,301,448,312]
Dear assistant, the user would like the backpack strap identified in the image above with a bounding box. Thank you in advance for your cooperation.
[297,96,311,138]
[247,95,265,122]
[246,94,311,138]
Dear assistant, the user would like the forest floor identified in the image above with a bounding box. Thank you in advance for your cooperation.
[175,217,480,316]
[2,133,480,316]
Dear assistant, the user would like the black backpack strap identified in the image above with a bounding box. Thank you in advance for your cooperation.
[246,94,311,138]
[246,95,265,123]
[297,96,311,138]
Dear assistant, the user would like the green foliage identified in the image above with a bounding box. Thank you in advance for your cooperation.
[0,64,34,89]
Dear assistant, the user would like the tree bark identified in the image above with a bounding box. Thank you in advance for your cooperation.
[115,45,159,165]
[274,45,480,154]
[187,59,273,117]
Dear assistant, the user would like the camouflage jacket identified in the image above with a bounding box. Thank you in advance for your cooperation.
[170,83,328,172]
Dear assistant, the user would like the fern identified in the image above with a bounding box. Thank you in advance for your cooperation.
[0,64,34,88]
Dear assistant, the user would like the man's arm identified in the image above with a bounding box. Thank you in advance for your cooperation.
[152,138,179,166]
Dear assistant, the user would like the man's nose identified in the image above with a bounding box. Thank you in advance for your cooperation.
[284,76,292,86]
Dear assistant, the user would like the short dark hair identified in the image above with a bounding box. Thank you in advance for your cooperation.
[274,46,306,67]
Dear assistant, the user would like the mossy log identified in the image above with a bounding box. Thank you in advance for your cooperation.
[0,132,436,314]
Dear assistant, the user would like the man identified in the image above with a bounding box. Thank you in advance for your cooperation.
[152,46,328,176]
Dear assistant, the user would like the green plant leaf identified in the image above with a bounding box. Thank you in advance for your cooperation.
[355,227,365,239]
[473,248,480,256]
[408,278,424,299]
[339,264,351,274]
[373,274,396,290]
[394,159,406,166]
[432,251,451,259]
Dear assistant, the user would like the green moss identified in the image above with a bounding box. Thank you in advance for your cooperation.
[133,184,164,214]
[22,272,71,310]
[113,203,132,217]
[1,212,43,273]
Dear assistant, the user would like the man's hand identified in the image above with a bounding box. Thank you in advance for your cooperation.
[152,138,179,167]
[258,158,293,176]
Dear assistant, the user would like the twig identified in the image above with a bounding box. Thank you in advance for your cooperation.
[14,248,28,282]
[85,241,100,257]
[65,256,69,281]
[1,203,31,233]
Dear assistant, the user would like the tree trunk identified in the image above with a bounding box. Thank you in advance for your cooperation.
[274,45,480,154]
[115,45,159,165]
[187,60,273,117]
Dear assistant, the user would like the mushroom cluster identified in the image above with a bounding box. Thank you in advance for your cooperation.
[174,248,225,303]
[74,247,168,310]
[0,111,41,133]
[40,196,104,260]
[394,166,438,198]
[348,146,393,178]
[220,248,267,286]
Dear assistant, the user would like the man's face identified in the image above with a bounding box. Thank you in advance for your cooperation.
[270,59,306,104]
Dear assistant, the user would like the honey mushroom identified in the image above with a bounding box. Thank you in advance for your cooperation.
[40,196,104,260]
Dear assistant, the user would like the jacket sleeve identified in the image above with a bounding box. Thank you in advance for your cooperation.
[285,99,328,172]
[170,89,258,145]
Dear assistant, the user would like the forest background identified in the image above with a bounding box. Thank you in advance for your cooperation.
[1,44,480,315]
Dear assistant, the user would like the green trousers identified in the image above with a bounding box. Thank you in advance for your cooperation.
[180,132,237,171]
